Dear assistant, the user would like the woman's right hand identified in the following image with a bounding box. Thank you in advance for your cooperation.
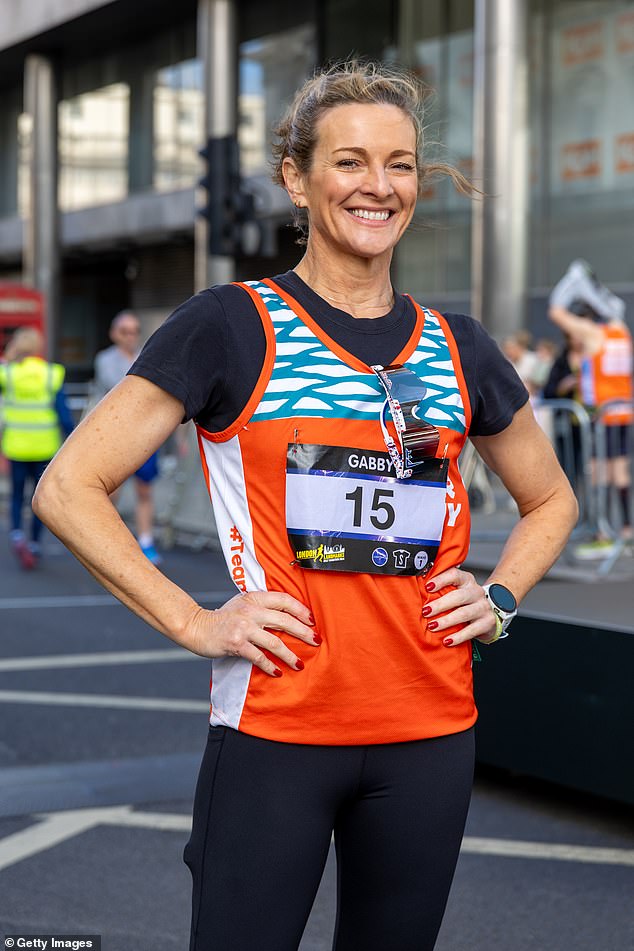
[185,591,321,677]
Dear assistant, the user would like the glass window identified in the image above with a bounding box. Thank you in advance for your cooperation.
[394,0,475,300]
[153,59,204,192]
[58,83,130,211]
[529,0,634,286]
[238,23,317,177]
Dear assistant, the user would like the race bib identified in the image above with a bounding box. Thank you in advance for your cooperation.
[286,443,449,576]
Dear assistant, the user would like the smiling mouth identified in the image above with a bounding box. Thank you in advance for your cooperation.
[348,208,393,221]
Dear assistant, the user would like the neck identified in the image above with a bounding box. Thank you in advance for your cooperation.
[294,244,395,319]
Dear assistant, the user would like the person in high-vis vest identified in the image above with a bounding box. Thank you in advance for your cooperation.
[0,327,73,569]
[34,63,578,951]
[549,260,633,555]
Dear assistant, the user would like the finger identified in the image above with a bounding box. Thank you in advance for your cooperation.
[423,575,481,619]
[424,566,471,595]
[253,629,306,671]
[423,586,479,618]
[248,590,314,625]
[237,641,285,677]
[257,608,320,646]
[434,610,497,646]
[426,602,485,633]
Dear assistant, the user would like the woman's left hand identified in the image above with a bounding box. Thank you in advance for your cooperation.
[423,567,497,646]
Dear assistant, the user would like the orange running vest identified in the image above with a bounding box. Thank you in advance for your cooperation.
[196,279,477,744]
[579,323,633,425]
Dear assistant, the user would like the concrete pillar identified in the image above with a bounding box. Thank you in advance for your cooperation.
[23,54,60,360]
[195,0,238,291]
[471,0,529,336]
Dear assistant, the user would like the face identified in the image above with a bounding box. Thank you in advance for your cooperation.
[111,316,140,354]
[285,103,418,263]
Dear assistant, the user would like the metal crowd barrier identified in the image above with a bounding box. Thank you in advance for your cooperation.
[463,397,633,577]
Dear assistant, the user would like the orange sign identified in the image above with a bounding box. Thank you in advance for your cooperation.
[562,21,604,66]
[616,133,634,174]
[561,140,601,181]
[616,11,634,54]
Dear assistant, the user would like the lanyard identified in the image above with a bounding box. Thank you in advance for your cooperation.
[371,363,440,479]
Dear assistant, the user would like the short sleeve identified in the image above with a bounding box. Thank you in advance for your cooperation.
[442,313,530,436]
[129,283,266,430]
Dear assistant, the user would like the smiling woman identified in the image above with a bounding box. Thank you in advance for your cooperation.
[33,60,578,951]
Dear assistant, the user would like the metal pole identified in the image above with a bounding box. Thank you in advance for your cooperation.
[195,0,238,292]
[471,0,529,336]
[23,54,60,361]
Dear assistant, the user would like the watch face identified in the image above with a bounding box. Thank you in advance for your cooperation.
[488,583,517,613]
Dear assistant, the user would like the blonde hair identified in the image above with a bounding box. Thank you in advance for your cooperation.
[271,61,474,241]
[5,327,43,362]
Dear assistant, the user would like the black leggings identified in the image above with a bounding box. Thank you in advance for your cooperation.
[184,725,474,951]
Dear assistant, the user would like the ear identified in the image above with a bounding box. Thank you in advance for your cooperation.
[282,157,307,209]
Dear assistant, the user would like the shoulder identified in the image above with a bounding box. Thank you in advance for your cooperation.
[440,312,529,435]
[439,311,499,364]
[161,283,261,333]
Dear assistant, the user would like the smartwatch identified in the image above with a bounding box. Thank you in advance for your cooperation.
[482,583,517,642]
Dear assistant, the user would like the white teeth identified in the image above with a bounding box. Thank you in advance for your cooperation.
[349,209,391,220]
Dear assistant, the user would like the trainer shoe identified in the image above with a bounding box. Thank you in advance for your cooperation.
[140,542,162,566]
[11,534,36,570]
[574,538,618,560]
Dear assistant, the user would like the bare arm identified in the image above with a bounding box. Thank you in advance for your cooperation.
[33,375,318,675]
[548,306,602,353]
[423,402,578,645]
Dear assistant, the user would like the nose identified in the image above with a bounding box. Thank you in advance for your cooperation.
[360,162,395,199]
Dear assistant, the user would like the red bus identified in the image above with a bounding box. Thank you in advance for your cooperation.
[0,283,46,358]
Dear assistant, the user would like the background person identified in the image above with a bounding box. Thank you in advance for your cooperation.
[549,261,633,553]
[542,332,585,498]
[94,310,162,564]
[0,327,73,569]
[34,62,578,951]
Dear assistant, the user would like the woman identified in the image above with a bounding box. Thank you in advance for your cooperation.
[1,327,73,568]
[34,63,578,951]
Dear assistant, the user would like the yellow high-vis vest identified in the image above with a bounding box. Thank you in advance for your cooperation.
[0,356,65,461]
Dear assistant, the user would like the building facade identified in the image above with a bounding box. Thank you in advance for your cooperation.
[0,0,633,376]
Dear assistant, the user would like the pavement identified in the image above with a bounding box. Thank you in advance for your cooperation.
[1,491,633,950]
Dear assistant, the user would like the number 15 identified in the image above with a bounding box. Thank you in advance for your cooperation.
[345,486,396,530]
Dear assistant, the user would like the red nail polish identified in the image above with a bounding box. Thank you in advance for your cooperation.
[313,633,322,645]
[422,605,432,617]
[273,668,283,677]
[443,637,454,647]
[308,614,315,625]
[295,659,305,671]
[428,621,438,631]
[425,581,435,592]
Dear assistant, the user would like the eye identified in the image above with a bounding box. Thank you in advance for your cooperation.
[336,158,360,169]
[391,162,415,172]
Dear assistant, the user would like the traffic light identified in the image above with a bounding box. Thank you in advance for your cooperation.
[197,135,259,258]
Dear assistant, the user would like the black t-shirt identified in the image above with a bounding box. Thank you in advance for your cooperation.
[130,270,528,436]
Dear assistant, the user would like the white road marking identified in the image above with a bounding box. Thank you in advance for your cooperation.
[0,806,633,873]
[0,649,203,672]
[0,690,209,713]
[0,808,117,872]
[0,591,230,610]
[461,835,634,866]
